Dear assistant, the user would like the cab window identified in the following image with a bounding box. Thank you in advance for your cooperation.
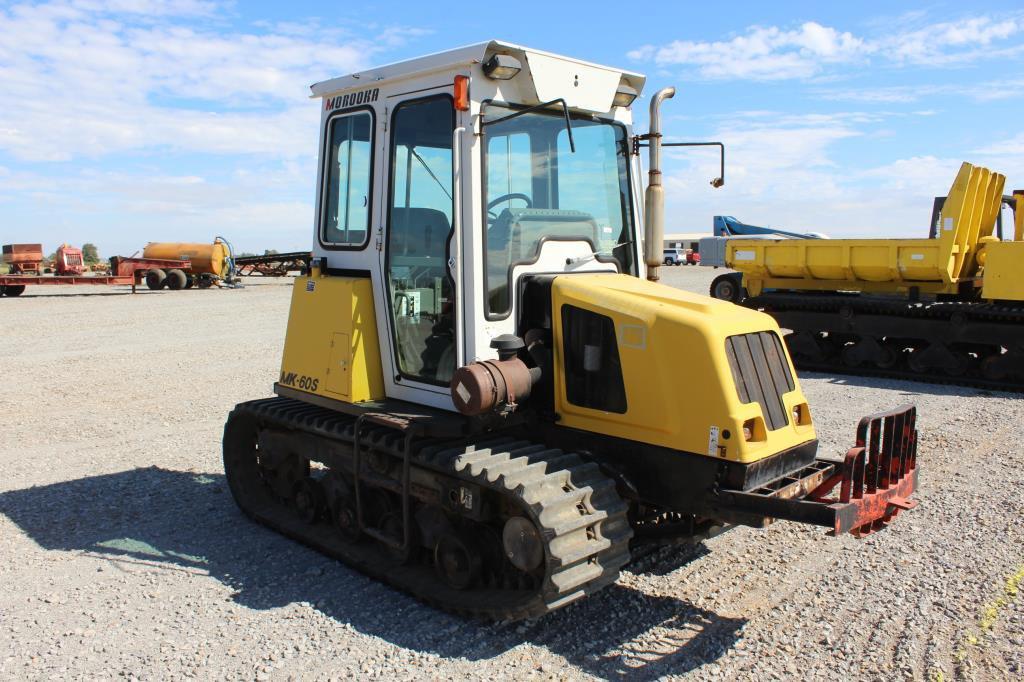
[322,111,373,247]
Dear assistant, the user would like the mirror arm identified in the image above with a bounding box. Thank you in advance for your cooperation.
[634,139,726,188]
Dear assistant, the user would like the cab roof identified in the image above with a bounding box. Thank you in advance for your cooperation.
[309,39,646,100]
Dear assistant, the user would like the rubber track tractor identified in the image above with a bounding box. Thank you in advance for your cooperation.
[223,41,919,620]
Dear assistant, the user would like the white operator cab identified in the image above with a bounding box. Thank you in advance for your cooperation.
[309,40,648,410]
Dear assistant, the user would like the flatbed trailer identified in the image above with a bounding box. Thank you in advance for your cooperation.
[233,251,311,277]
[0,256,190,296]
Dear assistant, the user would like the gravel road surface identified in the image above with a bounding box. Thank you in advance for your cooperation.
[1,270,1021,680]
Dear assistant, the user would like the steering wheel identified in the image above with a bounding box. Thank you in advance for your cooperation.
[487,193,532,224]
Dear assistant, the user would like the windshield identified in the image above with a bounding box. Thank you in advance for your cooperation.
[482,104,636,317]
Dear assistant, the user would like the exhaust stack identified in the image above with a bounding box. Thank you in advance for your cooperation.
[644,87,675,282]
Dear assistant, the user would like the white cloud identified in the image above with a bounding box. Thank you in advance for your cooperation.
[629,22,866,80]
[629,14,1024,81]
[882,15,1024,65]
[0,164,314,254]
[0,1,424,161]
[858,155,964,194]
[970,133,1024,159]
[0,1,429,255]
[72,0,219,17]
[656,111,1017,239]
[816,78,1024,104]
[663,114,861,211]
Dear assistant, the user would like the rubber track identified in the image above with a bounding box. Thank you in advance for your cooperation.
[224,397,633,621]
[748,294,1024,393]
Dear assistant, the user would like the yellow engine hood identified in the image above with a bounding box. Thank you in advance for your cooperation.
[551,273,816,464]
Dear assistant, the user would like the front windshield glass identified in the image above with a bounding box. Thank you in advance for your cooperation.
[483,104,636,316]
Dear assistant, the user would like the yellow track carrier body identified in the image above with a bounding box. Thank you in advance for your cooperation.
[223,40,919,620]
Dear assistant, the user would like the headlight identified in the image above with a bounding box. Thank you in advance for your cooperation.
[612,84,638,108]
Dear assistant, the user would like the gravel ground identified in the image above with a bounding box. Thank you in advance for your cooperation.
[1,270,1021,681]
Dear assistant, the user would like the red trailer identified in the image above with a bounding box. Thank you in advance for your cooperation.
[0,256,192,297]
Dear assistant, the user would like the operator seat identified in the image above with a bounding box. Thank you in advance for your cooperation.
[388,206,455,382]
[486,208,602,312]
[390,207,450,256]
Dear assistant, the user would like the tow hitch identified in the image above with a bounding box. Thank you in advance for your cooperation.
[718,405,919,537]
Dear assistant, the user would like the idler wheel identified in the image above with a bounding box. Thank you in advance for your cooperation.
[502,516,544,572]
[293,478,325,524]
[434,531,481,590]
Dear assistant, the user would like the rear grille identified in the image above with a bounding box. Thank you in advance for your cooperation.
[725,332,795,431]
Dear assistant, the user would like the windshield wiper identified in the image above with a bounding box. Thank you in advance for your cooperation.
[566,240,634,265]
[480,98,575,153]
[409,147,453,201]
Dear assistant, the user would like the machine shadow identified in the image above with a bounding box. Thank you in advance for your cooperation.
[627,542,712,577]
[0,467,744,678]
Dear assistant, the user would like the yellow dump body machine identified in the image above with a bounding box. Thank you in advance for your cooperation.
[713,162,1024,388]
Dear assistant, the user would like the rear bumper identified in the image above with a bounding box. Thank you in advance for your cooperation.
[714,404,918,536]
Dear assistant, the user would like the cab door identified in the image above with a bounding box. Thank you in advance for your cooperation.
[375,85,463,409]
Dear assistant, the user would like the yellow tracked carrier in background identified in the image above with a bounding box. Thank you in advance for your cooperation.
[725,162,1010,298]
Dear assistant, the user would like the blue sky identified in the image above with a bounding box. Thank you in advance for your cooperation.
[1,1,1023,256]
